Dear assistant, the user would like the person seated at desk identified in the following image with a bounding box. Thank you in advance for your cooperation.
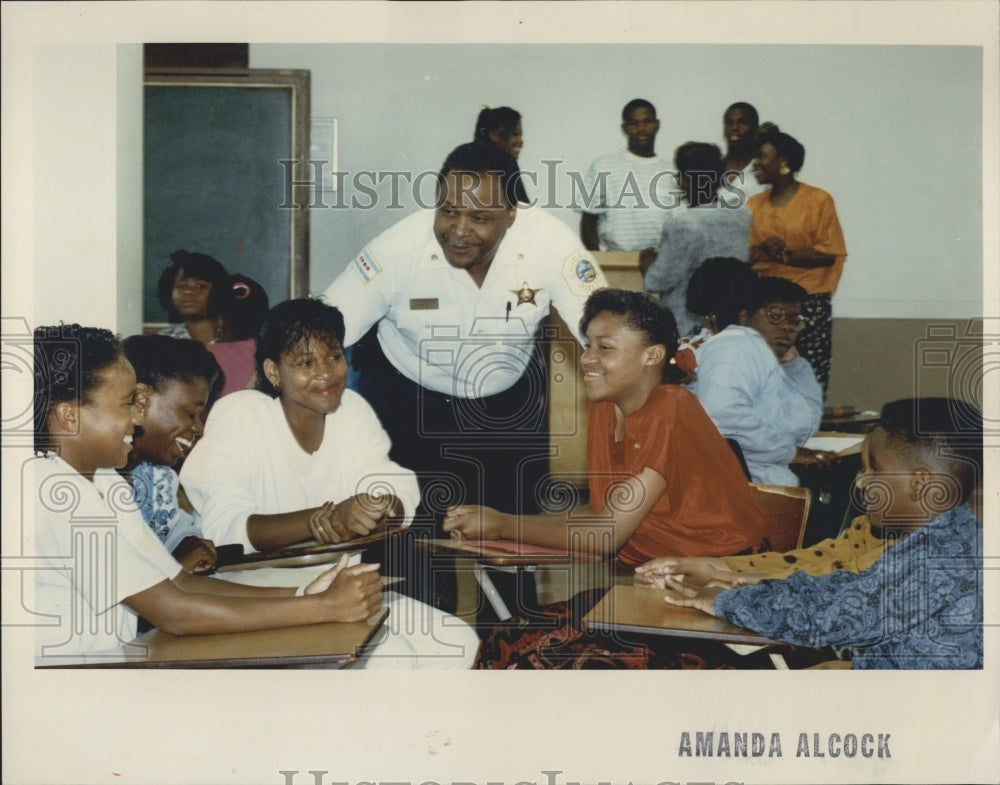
[120,334,223,574]
[206,273,270,401]
[689,275,834,486]
[156,250,230,344]
[31,325,386,661]
[672,255,758,378]
[444,288,769,566]
[180,298,480,668]
[654,397,983,670]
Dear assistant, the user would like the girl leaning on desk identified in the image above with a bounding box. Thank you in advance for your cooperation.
[179,297,480,668]
[444,287,770,565]
[31,325,384,659]
[443,289,775,668]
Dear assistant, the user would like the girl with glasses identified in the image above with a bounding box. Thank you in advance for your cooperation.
[689,276,836,486]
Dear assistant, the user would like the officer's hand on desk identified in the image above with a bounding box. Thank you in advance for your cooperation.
[442,505,510,541]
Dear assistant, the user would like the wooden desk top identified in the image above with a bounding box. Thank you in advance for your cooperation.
[215,530,398,573]
[582,585,783,647]
[35,608,389,669]
[819,413,880,434]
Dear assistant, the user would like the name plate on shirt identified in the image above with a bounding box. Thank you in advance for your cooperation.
[409,298,439,310]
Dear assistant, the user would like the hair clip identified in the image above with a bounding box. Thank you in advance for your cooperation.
[233,282,251,300]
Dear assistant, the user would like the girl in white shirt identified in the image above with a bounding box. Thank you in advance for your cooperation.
[32,324,385,658]
[180,299,479,667]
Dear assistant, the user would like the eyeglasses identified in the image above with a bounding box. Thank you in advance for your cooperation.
[761,306,807,330]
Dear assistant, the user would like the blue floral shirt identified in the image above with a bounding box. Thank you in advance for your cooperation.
[715,504,982,669]
[131,461,203,553]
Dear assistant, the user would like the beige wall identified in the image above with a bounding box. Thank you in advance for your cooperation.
[827,318,984,413]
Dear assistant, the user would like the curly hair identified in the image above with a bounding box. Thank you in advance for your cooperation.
[755,126,806,174]
[122,334,223,405]
[255,298,346,398]
[218,273,270,341]
[685,256,758,331]
[580,288,684,384]
[33,324,122,453]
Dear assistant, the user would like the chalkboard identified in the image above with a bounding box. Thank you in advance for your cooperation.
[143,70,310,327]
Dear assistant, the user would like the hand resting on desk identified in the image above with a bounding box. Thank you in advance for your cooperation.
[309,493,402,544]
[634,556,766,590]
[662,583,726,616]
[305,554,384,622]
[443,505,510,541]
[172,535,218,574]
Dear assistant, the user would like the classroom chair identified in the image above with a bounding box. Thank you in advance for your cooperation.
[749,482,812,552]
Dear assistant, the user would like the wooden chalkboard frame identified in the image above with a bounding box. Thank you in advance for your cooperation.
[143,68,310,330]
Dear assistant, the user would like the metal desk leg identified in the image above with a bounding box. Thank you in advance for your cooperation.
[472,563,513,621]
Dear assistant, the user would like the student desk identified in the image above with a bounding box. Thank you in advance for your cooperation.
[819,411,880,434]
[214,530,400,573]
[34,608,389,669]
[796,431,865,544]
[419,539,605,621]
[582,584,782,648]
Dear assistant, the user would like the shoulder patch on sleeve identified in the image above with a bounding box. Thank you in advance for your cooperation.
[352,249,383,283]
[561,250,605,297]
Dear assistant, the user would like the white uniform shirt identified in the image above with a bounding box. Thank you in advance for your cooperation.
[322,206,607,397]
[580,150,679,251]
[181,389,421,551]
[31,456,181,657]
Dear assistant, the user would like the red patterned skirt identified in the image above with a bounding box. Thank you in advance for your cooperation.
[474,588,778,670]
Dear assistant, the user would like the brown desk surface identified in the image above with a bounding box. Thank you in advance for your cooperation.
[417,538,603,566]
[819,413,879,434]
[35,607,389,669]
[215,530,397,573]
[582,585,783,647]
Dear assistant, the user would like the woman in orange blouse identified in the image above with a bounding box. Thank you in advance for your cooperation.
[443,288,767,565]
[748,127,847,395]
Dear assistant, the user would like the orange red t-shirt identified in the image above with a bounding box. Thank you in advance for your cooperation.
[588,384,768,566]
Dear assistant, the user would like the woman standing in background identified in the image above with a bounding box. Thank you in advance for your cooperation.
[473,105,529,204]
[747,126,847,395]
